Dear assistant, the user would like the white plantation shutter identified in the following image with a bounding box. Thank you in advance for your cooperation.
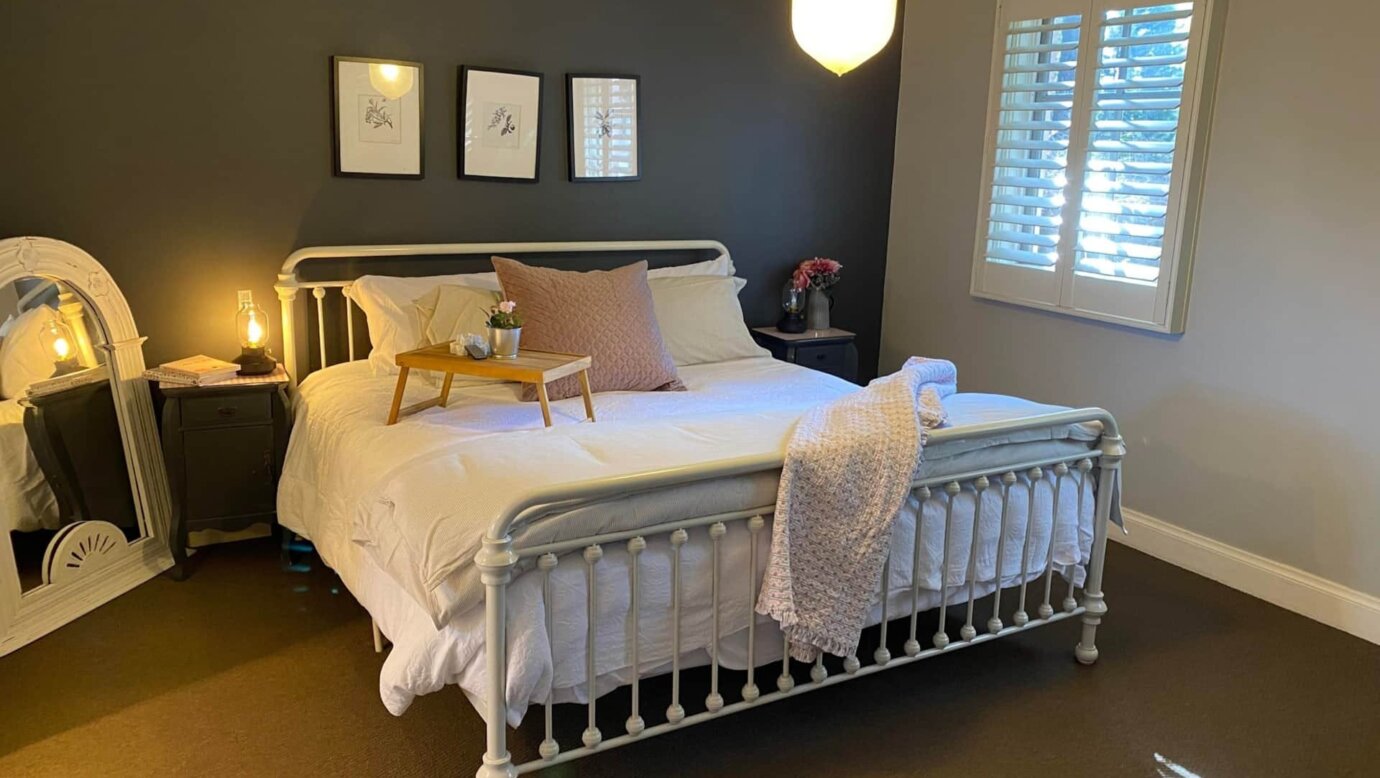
[971,0,1223,333]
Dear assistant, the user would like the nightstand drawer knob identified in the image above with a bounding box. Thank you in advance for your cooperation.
[217,407,237,418]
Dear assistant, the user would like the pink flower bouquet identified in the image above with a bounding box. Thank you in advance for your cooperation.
[792,257,843,291]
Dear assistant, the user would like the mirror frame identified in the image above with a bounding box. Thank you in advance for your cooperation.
[0,236,173,656]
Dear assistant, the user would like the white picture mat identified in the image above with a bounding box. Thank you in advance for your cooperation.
[462,70,541,179]
[336,60,422,176]
[570,76,638,179]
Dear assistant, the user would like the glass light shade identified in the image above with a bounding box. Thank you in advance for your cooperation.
[792,0,897,76]
[236,301,269,349]
[368,62,415,100]
[778,278,808,334]
[37,317,78,364]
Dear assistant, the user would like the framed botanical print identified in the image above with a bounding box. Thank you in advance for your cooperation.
[331,56,424,178]
[567,73,640,182]
[458,66,543,182]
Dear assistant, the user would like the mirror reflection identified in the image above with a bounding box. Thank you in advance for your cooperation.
[1,277,141,592]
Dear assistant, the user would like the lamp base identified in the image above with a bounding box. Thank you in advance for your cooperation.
[50,359,83,378]
[233,347,277,377]
[777,312,807,334]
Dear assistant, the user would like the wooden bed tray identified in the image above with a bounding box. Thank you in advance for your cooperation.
[387,344,595,428]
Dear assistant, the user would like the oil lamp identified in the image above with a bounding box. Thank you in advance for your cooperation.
[233,290,276,376]
[37,316,82,376]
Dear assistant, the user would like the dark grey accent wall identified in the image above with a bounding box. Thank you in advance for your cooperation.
[0,1,901,375]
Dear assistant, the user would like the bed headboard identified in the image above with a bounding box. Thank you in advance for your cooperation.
[273,240,732,385]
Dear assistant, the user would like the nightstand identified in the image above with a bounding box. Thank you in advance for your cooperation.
[156,368,290,579]
[751,327,859,383]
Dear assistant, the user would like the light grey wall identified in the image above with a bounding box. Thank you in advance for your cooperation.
[882,0,1380,596]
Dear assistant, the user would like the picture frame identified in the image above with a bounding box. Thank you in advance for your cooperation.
[458,66,544,182]
[567,73,641,182]
[331,56,424,179]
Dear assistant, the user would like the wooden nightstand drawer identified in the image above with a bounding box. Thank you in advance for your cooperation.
[181,392,272,429]
[795,344,848,374]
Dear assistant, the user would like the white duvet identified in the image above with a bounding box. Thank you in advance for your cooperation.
[279,358,1099,723]
[0,398,60,532]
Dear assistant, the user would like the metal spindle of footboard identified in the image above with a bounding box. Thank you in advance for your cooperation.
[582,545,603,749]
[875,554,892,665]
[962,476,989,641]
[667,529,687,724]
[905,486,930,656]
[626,537,646,736]
[989,472,1015,634]
[742,517,764,702]
[1014,467,1043,627]
[933,481,960,649]
[538,554,558,761]
[1067,460,1093,613]
[1039,464,1067,620]
[707,523,726,712]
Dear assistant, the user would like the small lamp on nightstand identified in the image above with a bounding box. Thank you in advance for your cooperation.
[232,290,277,376]
[37,316,82,376]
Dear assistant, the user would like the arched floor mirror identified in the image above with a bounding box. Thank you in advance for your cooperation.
[0,236,173,655]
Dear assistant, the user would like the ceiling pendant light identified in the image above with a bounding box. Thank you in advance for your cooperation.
[368,62,415,100]
[792,0,897,76]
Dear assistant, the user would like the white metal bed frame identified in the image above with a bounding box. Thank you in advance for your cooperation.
[275,240,1124,777]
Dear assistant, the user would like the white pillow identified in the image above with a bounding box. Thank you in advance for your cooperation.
[648,276,769,367]
[346,257,734,377]
[345,273,501,376]
[0,306,61,400]
[416,284,502,345]
[649,254,734,278]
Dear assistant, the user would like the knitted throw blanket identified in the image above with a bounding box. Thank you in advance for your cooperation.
[757,357,956,661]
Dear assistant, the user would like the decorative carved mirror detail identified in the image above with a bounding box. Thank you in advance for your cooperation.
[0,236,173,655]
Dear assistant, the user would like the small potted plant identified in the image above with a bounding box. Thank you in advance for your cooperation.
[793,257,842,331]
[486,300,524,359]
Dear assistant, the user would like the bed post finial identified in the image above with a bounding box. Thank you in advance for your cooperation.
[1075,434,1125,666]
[475,535,520,778]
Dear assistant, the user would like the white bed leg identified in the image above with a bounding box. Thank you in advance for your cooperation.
[1076,435,1124,666]
[371,620,384,654]
[476,537,519,778]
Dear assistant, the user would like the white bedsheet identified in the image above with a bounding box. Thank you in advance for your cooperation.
[279,359,1099,723]
[0,398,59,532]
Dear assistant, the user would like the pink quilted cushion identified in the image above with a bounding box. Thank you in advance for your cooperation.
[492,257,685,401]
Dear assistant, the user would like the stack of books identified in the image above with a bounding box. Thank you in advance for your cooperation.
[142,355,241,386]
[26,364,110,399]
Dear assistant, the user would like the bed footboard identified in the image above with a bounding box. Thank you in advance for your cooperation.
[474,410,1124,777]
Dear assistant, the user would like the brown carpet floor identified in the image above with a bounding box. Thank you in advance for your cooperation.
[1,538,1377,777]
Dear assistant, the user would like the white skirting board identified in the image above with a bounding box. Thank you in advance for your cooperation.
[1115,509,1380,646]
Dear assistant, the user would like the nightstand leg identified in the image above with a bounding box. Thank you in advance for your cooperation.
[534,382,553,428]
[578,370,596,422]
[439,372,455,408]
[386,367,410,425]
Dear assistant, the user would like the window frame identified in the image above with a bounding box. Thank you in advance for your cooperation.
[969,0,1226,333]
